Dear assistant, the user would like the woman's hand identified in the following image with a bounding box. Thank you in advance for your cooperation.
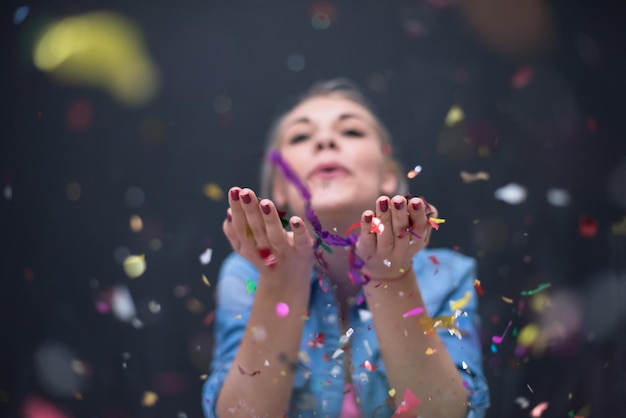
[223,187,316,285]
[355,195,435,281]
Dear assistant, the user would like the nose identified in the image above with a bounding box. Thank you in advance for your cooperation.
[315,138,337,151]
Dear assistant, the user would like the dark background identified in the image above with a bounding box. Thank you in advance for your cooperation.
[2,0,626,417]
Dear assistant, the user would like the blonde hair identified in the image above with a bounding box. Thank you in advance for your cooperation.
[259,78,408,200]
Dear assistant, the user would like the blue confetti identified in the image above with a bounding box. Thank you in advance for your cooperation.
[14,6,30,25]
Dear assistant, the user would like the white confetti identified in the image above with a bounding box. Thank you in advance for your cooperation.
[546,188,571,207]
[199,248,213,265]
[494,182,527,205]
[383,259,391,267]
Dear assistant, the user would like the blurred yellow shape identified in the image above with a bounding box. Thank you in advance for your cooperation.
[33,11,159,106]
[141,391,158,407]
[123,254,146,278]
[203,183,224,201]
[449,290,473,311]
[517,323,540,346]
[445,105,464,126]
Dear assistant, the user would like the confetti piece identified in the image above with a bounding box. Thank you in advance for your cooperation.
[612,216,626,235]
[258,248,276,268]
[460,170,490,183]
[530,401,549,417]
[407,165,422,179]
[521,283,551,296]
[129,214,143,232]
[237,365,260,377]
[201,274,210,286]
[517,323,540,346]
[199,249,213,265]
[515,396,530,409]
[203,183,224,200]
[199,374,208,380]
[393,388,421,415]
[494,182,527,205]
[546,188,571,207]
[427,217,445,230]
[445,105,464,126]
[449,290,473,311]
[203,311,215,326]
[473,279,484,296]
[501,296,514,303]
[402,307,424,318]
[383,259,391,267]
[388,388,396,397]
[142,391,158,407]
[462,361,469,370]
[362,360,378,371]
[510,66,534,89]
[245,279,256,294]
[578,215,598,237]
[275,302,289,317]
[371,217,385,234]
[14,6,30,25]
[428,255,440,265]
[425,347,436,355]
[492,320,513,344]
[123,254,146,279]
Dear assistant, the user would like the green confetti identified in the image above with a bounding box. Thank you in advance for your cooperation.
[568,411,574,418]
[245,279,257,294]
[521,283,551,296]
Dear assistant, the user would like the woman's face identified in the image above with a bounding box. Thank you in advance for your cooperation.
[272,95,397,219]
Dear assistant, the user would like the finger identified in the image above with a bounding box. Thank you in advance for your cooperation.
[375,196,393,251]
[228,187,251,242]
[290,216,313,253]
[223,209,241,251]
[390,195,410,239]
[260,199,289,252]
[239,188,271,249]
[408,197,428,243]
[356,210,376,258]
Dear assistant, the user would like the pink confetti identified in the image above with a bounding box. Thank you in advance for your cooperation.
[530,401,549,417]
[237,365,260,377]
[275,302,290,317]
[492,320,513,344]
[402,307,425,318]
[511,66,534,89]
[392,388,421,416]
[427,255,440,265]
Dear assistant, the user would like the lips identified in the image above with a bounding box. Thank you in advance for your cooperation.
[307,162,350,179]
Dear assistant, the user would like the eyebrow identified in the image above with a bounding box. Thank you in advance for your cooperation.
[284,113,366,129]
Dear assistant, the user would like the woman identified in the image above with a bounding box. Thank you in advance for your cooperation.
[203,79,489,417]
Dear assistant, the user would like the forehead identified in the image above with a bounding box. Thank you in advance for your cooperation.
[280,95,376,129]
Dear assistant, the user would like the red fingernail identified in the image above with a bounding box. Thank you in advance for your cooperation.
[241,193,252,204]
[261,203,270,215]
[227,212,232,222]
[394,200,404,210]
[230,189,240,201]
[412,201,421,211]
[292,220,301,228]
[364,214,372,223]
[379,199,389,212]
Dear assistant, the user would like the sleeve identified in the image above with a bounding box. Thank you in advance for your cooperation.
[435,255,491,418]
[201,253,258,418]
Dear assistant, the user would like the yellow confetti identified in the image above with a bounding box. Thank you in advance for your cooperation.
[429,217,446,224]
[129,214,143,232]
[123,254,146,279]
[445,105,464,126]
[280,370,286,376]
[460,170,490,183]
[425,347,437,355]
[501,296,514,304]
[199,374,208,380]
[388,388,396,397]
[33,11,160,106]
[517,323,540,347]
[141,391,158,407]
[203,182,224,201]
[612,216,626,235]
[449,290,473,311]
[185,297,203,314]
[202,274,211,286]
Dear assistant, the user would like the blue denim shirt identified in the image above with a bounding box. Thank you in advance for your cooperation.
[203,248,490,417]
